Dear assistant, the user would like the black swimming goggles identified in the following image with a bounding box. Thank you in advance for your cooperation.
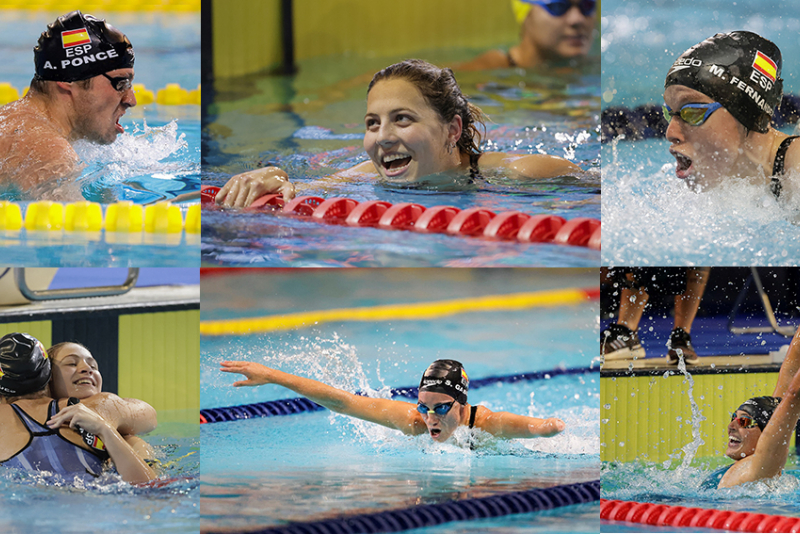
[101,73,133,93]
[416,400,455,416]
[662,102,722,126]
[525,0,596,17]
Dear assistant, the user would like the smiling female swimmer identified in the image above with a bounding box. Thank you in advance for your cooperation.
[215,59,583,208]
[662,31,798,204]
[221,359,565,444]
[0,333,156,484]
[701,327,800,489]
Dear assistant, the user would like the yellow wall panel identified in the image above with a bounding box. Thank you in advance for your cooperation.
[601,371,787,464]
[118,310,199,413]
[0,322,52,348]
[213,0,283,78]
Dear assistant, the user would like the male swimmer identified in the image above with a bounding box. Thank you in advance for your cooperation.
[0,11,136,196]
[221,359,565,445]
[702,328,800,489]
[663,31,798,202]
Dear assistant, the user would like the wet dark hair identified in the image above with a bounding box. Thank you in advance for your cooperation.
[368,59,486,159]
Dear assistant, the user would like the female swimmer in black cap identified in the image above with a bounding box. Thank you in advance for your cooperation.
[702,327,800,489]
[221,359,565,444]
[215,59,583,208]
[0,333,157,484]
[663,31,798,200]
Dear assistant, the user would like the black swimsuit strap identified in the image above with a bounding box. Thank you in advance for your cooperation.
[771,135,800,198]
[468,405,478,429]
[506,50,517,68]
[468,153,481,180]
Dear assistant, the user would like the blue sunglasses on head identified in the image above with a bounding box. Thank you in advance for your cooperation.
[662,102,723,126]
[524,0,596,17]
[416,401,455,416]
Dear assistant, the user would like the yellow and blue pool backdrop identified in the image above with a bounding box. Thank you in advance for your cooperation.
[600,370,792,464]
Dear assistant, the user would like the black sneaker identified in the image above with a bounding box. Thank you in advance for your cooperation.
[667,327,699,365]
[601,323,646,361]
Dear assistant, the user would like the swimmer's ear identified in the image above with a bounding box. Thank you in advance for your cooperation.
[54,81,75,94]
[447,114,463,147]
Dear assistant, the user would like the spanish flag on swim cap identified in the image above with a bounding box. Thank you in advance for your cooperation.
[34,11,134,82]
[511,0,534,24]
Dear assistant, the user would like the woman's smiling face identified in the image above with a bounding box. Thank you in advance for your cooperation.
[364,78,461,183]
[50,343,103,399]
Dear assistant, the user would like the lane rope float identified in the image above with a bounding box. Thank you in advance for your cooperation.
[601,499,800,532]
[203,480,600,534]
[201,185,600,250]
[201,366,596,424]
[200,286,600,336]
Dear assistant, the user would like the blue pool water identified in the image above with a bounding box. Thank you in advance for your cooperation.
[0,414,199,534]
[200,269,599,532]
[202,51,600,267]
[0,10,200,266]
[601,0,800,266]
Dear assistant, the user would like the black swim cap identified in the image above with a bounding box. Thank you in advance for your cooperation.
[419,359,469,405]
[34,11,134,83]
[737,396,781,431]
[0,333,51,396]
[665,31,783,133]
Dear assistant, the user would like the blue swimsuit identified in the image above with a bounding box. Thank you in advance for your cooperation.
[700,464,733,490]
[2,400,108,481]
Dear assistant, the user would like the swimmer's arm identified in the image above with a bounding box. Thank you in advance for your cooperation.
[215,167,296,208]
[83,393,158,436]
[46,403,156,484]
[477,409,566,439]
[773,327,800,398]
[124,434,157,464]
[736,367,800,485]
[478,152,582,179]
[221,361,425,435]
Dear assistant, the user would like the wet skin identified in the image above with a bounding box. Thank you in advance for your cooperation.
[725,410,761,460]
[416,391,467,442]
[50,343,103,399]
[364,78,462,183]
[523,3,594,61]
[71,68,137,144]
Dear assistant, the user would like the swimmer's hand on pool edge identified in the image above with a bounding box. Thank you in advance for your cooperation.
[216,167,296,208]
[46,402,157,484]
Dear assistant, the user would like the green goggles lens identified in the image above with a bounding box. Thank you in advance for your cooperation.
[662,102,722,126]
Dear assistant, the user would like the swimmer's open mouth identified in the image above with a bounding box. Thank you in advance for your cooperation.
[382,153,412,176]
[115,115,124,134]
[671,150,693,179]
[728,435,741,446]
[430,428,441,438]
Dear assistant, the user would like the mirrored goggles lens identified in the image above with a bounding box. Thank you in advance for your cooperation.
[416,401,454,416]
[662,102,722,126]
[730,413,758,429]
[532,0,596,17]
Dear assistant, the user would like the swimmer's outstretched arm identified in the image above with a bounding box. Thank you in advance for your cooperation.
[216,167,296,208]
[478,152,583,179]
[722,366,800,487]
[221,361,427,435]
[773,327,800,399]
[478,410,566,439]
[46,403,156,484]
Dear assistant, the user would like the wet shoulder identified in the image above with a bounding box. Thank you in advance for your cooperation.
[478,152,581,179]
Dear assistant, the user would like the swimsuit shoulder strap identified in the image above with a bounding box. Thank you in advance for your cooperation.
[468,405,478,429]
[771,135,800,198]
[10,403,51,434]
[506,50,517,68]
[469,153,481,180]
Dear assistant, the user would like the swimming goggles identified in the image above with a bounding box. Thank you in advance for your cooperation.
[524,0,596,17]
[416,400,455,416]
[101,73,133,93]
[730,412,758,429]
[662,102,722,126]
